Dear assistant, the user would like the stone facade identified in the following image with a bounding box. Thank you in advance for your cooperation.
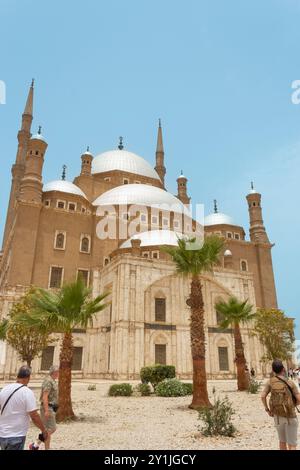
[0,84,277,379]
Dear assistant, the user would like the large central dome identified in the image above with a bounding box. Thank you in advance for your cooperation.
[92,149,161,181]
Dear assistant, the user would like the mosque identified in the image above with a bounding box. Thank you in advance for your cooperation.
[0,82,277,379]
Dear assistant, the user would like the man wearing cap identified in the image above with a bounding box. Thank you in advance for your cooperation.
[0,366,48,450]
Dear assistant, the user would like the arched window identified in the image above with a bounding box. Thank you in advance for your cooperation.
[80,236,90,253]
[55,232,66,250]
[241,260,248,272]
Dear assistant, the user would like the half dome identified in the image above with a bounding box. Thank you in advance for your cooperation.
[43,180,88,199]
[93,184,190,215]
[120,230,185,248]
[92,149,160,181]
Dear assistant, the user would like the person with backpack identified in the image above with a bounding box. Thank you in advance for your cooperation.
[261,359,300,450]
[0,366,48,450]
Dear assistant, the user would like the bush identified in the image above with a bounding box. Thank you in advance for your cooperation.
[137,383,151,396]
[248,378,262,394]
[181,382,193,395]
[198,389,236,437]
[155,378,188,397]
[87,384,96,391]
[108,383,133,397]
[140,365,175,389]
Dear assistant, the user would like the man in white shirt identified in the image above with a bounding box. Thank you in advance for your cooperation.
[0,365,48,450]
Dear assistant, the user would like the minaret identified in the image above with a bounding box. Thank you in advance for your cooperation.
[155,119,166,187]
[80,146,93,176]
[246,182,269,243]
[2,80,34,248]
[19,126,48,203]
[176,170,190,205]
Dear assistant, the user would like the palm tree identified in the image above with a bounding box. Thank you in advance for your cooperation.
[14,278,109,421]
[215,296,255,391]
[163,235,224,408]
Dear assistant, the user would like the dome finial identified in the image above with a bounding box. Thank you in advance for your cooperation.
[87,145,90,152]
[38,125,42,135]
[251,181,254,190]
[31,78,35,88]
[214,199,218,213]
[180,169,183,176]
[118,136,124,150]
[61,164,67,181]
[158,118,161,128]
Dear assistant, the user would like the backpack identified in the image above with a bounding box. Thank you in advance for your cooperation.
[269,376,295,418]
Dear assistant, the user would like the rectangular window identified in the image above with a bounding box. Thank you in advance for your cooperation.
[152,251,159,259]
[49,267,63,288]
[227,232,233,239]
[151,215,158,225]
[77,269,89,287]
[162,217,169,227]
[41,346,55,371]
[140,214,147,223]
[234,233,240,240]
[155,298,166,322]
[68,202,76,211]
[44,200,50,207]
[218,347,229,371]
[104,177,111,182]
[155,344,166,365]
[123,178,129,185]
[81,206,86,213]
[173,220,180,229]
[72,347,83,370]
[57,200,66,209]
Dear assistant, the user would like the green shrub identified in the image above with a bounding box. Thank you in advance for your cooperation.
[140,365,175,389]
[247,378,262,394]
[198,389,236,437]
[108,383,133,397]
[181,382,193,395]
[87,384,96,391]
[137,383,151,396]
[155,378,187,397]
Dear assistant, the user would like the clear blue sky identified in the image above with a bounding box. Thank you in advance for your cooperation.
[0,0,299,334]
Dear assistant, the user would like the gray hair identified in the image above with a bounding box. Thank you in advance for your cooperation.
[49,365,59,375]
[17,365,31,378]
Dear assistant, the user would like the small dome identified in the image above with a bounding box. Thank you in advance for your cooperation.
[93,184,190,215]
[204,212,235,226]
[92,149,160,180]
[120,230,185,248]
[43,180,88,199]
[31,133,47,143]
[224,249,232,257]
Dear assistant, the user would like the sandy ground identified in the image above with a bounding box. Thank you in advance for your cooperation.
[4,378,291,450]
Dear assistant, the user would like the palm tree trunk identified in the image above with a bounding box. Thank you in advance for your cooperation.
[56,332,75,421]
[233,323,249,391]
[189,275,211,409]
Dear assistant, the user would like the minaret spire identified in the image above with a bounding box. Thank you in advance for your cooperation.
[23,79,34,118]
[155,119,166,187]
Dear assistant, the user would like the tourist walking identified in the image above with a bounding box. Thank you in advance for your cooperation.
[261,359,300,450]
[0,366,48,450]
[40,365,59,450]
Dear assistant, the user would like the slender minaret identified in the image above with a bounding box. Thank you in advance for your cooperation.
[246,182,269,243]
[19,126,48,203]
[176,170,190,205]
[155,119,166,187]
[2,80,34,248]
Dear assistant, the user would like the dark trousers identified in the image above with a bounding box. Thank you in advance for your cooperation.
[0,436,26,450]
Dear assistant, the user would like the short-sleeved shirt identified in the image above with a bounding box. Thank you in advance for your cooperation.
[40,376,58,405]
[262,376,299,418]
[0,383,37,437]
